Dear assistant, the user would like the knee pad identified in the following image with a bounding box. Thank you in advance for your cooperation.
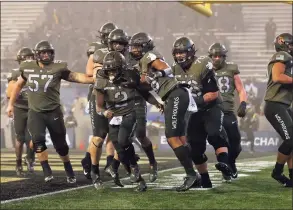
[208,135,229,151]
[56,145,69,156]
[278,140,293,156]
[191,153,208,165]
[91,137,104,148]
[34,142,47,153]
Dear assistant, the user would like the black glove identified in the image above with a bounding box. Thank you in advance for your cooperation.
[237,101,247,118]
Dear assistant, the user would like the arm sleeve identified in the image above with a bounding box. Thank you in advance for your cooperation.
[201,69,219,94]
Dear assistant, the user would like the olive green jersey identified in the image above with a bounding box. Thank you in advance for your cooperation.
[94,70,139,116]
[87,42,107,55]
[139,50,177,100]
[20,60,71,112]
[172,56,221,108]
[7,68,29,110]
[93,48,109,64]
[215,62,240,112]
[264,51,293,105]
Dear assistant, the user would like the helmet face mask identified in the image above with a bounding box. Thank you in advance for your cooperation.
[208,43,228,69]
[16,47,34,64]
[104,68,120,82]
[274,33,293,56]
[109,41,127,53]
[173,50,187,64]
[129,32,154,60]
[129,45,143,59]
[211,54,225,69]
[102,51,126,83]
[34,41,55,65]
[172,37,196,69]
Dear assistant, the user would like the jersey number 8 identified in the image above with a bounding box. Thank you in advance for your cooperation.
[28,74,53,92]
[217,76,230,93]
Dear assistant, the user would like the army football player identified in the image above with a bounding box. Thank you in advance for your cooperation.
[263,33,293,187]
[81,22,118,179]
[208,43,247,181]
[108,29,158,182]
[6,47,35,175]
[90,36,140,184]
[94,51,150,192]
[172,37,233,188]
[6,40,94,183]
[129,32,201,192]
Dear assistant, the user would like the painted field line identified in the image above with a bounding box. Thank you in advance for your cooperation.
[0,166,181,204]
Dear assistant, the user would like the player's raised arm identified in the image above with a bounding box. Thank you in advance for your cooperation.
[62,70,94,84]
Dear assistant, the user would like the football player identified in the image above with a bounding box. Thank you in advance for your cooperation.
[6,40,94,183]
[94,51,153,192]
[108,29,158,182]
[263,33,293,187]
[81,22,118,179]
[129,32,200,192]
[6,47,35,175]
[208,43,247,181]
[172,37,233,188]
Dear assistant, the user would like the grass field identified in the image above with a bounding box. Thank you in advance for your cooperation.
[1,155,292,209]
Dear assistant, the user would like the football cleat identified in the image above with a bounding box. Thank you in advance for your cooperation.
[15,166,24,176]
[135,178,147,192]
[67,176,77,184]
[91,173,104,190]
[215,162,233,177]
[81,158,91,179]
[176,175,200,192]
[130,165,141,183]
[149,162,158,183]
[44,175,54,183]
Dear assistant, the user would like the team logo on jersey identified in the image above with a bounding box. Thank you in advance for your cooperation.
[276,54,285,61]
[206,62,213,70]
[147,53,157,62]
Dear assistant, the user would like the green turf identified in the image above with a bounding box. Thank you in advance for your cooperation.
[2,157,292,209]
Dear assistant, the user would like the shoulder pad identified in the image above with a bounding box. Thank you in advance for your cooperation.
[93,49,108,64]
[94,77,108,91]
[270,51,292,64]
[143,50,163,64]
[226,63,240,74]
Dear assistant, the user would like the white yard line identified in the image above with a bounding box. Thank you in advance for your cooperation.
[1,158,275,204]
[1,166,181,204]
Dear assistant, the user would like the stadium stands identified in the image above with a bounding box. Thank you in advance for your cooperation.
[214,3,292,78]
[1,2,48,59]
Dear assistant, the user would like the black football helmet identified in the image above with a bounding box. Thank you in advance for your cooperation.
[34,40,55,65]
[102,51,126,82]
[208,43,228,69]
[274,33,293,56]
[108,29,129,54]
[172,37,196,69]
[129,32,154,60]
[16,47,34,64]
[86,42,105,57]
[98,22,118,45]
